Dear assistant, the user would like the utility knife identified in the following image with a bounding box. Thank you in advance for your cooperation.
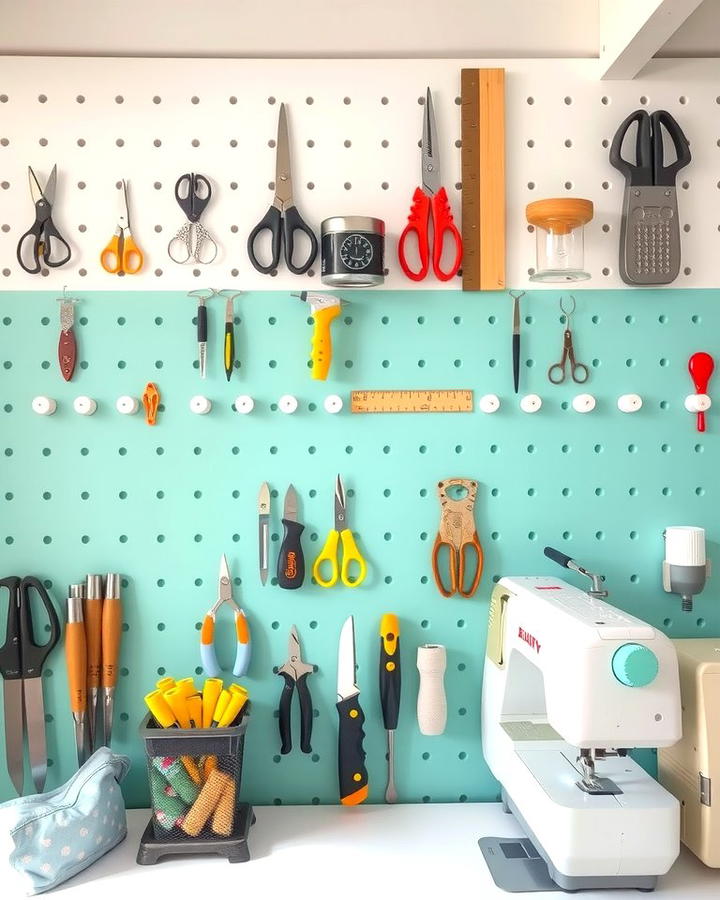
[258,482,270,586]
[337,615,368,805]
[277,484,305,589]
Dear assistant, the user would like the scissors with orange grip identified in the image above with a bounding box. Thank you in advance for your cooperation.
[431,478,483,598]
[100,180,144,275]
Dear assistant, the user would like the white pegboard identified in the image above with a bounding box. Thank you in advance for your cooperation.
[0,56,718,291]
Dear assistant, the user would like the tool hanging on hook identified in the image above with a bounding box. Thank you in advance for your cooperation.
[509,291,525,394]
[188,289,242,380]
[57,287,79,382]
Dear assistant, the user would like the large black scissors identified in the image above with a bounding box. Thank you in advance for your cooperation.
[0,576,61,794]
[247,103,318,275]
[17,166,72,274]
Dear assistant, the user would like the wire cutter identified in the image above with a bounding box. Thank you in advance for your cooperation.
[432,478,483,598]
[200,555,251,678]
[276,625,314,754]
[17,165,72,274]
[312,474,367,588]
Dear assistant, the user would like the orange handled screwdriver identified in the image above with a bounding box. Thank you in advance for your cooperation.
[65,584,88,768]
[84,575,104,753]
[101,574,122,747]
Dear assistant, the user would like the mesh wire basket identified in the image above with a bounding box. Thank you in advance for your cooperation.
[139,705,249,842]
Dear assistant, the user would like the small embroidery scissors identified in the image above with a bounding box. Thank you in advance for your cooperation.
[168,173,218,264]
[547,295,589,384]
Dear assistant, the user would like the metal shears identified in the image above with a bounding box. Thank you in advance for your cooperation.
[432,478,483,598]
[548,295,589,384]
[199,555,251,678]
[398,87,462,282]
[247,103,318,275]
[17,165,72,274]
[168,173,218,264]
[312,475,367,588]
[0,576,61,794]
[276,625,314,755]
[100,179,144,275]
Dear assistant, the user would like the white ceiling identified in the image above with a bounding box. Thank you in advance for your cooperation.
[0,0,717,58]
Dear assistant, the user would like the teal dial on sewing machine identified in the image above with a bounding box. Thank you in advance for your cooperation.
[611,643,659,687]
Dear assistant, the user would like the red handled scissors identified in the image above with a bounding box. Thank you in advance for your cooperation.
[398,88,462,282]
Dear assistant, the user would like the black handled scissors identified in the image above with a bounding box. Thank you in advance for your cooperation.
[0,576,61,794]
[17,165,72,274]
[168,173,218,264]
[548,295,589,385]
[247,103,318,275]
[610,109,691,187]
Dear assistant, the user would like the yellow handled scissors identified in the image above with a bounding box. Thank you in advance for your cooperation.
[313,475,367,588]
[100,179,144,274]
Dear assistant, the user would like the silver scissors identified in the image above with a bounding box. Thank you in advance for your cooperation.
[548,296,589,384]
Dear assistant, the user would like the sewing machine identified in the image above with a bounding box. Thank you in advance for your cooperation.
[480,568,682,892]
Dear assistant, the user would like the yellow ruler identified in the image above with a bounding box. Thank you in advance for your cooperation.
[351,390,474,413]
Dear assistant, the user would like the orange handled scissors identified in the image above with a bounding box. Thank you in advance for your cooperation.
[431,478,483,598]
[100,180,144,274]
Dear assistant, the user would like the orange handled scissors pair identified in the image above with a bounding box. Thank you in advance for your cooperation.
[100,179,144,274]
[431,478,483,598]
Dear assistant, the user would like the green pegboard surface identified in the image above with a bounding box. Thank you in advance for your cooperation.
[0,288,716,807]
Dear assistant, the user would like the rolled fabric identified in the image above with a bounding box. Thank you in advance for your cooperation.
[181,769,231,837]
[211,779,236,836]
[152,755,200,805]
[149,766,188,831]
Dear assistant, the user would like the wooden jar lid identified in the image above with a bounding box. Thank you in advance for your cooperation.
[526,198,594,234]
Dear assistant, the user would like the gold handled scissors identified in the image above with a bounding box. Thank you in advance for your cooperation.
[100,180,144,275]
[313,475,367,588]
[547,295,589,384]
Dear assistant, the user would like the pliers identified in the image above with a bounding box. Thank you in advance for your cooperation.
[276,625,314,754]
[200,555,251,677]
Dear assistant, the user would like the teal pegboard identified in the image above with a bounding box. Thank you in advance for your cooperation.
[0,288,717,807]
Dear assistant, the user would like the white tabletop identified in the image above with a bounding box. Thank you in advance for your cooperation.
[16,803,720,899]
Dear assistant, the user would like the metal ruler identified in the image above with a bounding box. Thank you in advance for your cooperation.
[351,390,474,413]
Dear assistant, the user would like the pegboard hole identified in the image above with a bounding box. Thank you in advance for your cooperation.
[564,139,572,148]
[679,95,687,105]
[526,139,535,148]
[526,96,534,105]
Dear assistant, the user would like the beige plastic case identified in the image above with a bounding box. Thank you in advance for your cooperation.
[658,638,720,867]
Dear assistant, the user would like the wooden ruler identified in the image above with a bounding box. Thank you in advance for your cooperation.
[351,390,474,413]
[461,68,506,292]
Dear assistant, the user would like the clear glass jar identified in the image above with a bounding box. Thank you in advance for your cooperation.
[526,198,593,282]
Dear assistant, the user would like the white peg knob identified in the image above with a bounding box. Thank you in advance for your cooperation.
[73,396,97,416]
[324,394,343,414]
[520,394,542,413]
[116,395,139,415]
[190,395,212,415]
[278,394,298,414]
[573,393,596,413]
[685,393,711,413]
[617,393,642,413]
[234,395,254,414]
[32,396,56,416]
[479,394,500,414]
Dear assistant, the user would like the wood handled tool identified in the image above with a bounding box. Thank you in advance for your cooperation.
[84,574,104,754]
[417,644,447,736]
[432,478,484,598]
[277,485,305,589]
[337,615,368,805]
[57,293,78,381]
[379,614,401,803]
[101,573,122,747]
[294,291,342,381]
[65,583,88,767]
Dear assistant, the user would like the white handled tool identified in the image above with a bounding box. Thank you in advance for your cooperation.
[416,644,446,735]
